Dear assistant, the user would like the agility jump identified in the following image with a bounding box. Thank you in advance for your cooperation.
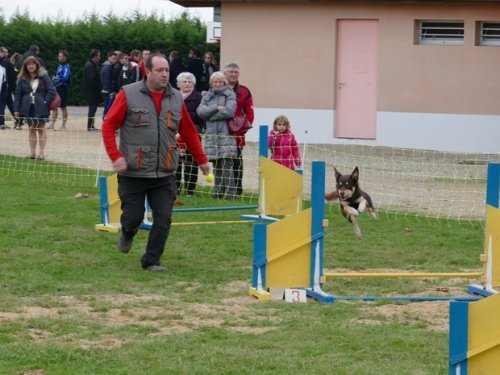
[248,126,498,301]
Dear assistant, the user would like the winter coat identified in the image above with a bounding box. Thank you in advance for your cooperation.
[14,69,56,118]
[268,129,301,170]
[81,59,101,104]
[196,86,237,160]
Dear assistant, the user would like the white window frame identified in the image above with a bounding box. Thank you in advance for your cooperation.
[479,22,500,46]
[418,20,464,46]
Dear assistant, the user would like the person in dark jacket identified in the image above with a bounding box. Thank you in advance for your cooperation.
[0,47,17,129]
[175,72,203,197]
[81,49,101,131]
[168,51,186,89]
[101,51,118,118]
[101,53,210,272]
[187,48,204,92]
[15,45,44,71]
[13,56,56,159]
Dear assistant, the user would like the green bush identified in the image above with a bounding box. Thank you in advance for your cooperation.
[0,9,219,105]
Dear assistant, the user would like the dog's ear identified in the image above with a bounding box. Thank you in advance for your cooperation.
[334,167,342,180]
[351,167,359,182]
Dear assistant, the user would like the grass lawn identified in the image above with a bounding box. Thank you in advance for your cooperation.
[0,163,484,375]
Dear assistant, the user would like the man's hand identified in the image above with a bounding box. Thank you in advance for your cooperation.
[199,163,211,176]
[112,157,127,173]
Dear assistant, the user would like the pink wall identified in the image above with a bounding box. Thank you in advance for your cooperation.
[220,2,500,115]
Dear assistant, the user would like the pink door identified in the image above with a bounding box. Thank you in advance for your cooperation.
[335,20,379,139]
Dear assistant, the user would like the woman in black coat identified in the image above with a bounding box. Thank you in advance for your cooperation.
[14,56,56,160]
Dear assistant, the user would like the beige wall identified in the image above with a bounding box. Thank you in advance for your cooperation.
[220,2,500,115]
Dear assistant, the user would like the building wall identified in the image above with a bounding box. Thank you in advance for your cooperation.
[219,2,500,152]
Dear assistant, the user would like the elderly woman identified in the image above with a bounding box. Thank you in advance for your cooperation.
[14,56,56,160]
[196,71,237,199]
[175,72,203,196]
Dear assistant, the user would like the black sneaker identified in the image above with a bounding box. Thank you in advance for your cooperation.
[117,231,133,253]
[145,265,167,273]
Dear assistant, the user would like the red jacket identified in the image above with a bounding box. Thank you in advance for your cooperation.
[232,83,254,148]
[268,129,301,170]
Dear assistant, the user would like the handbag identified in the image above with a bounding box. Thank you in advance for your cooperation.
[49,93,61,110]
[228,113,252,135]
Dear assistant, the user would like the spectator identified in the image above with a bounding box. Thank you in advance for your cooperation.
[168,51,186,88]
[117,54,140,90]
[138,49,150,78]
[81,49,101,131]
[187,48,204,92]
[199,51,215,92]
[101,51,118,118]
[175,72,203,196]
[129,49,143,79]
[196,71,237,199]
[101,53,210,272]
[49,50,71,130]
[0,47,17,130]
[223,62,254,196]
[15,45,44,71]
[268,115,301,170]
[13,56,56,159]
[10,52,22,73]
[112,51,124,94]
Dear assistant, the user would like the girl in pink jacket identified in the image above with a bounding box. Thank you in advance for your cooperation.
[268,115,301,170]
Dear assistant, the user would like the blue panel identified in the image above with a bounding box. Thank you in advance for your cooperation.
[252,224,267,288]
[449,301,469,375]
[486,163,500,208]
[259,125,269,158]
[310,161,326,288]
[98,176,108,224]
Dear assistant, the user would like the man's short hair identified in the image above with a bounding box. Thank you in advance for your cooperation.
[145,53,166,71]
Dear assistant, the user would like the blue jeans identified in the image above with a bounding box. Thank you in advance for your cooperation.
[118,175,177,268]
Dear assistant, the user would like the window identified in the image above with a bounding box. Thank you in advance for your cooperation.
[417,20,464,45]
[478,22,500,46]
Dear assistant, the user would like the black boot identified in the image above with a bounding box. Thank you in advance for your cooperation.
[87,118,99,132]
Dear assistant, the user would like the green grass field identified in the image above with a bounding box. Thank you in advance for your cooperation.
[0,164,484,375]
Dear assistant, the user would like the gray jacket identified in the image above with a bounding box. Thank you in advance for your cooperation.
[196,86,237,160]
[119,80,183,178]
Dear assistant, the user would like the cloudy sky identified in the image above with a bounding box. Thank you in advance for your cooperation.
[0,0,213,23]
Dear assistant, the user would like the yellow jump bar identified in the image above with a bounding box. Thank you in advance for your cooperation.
[325,272,482,279]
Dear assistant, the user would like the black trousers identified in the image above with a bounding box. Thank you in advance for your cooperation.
[118,175,177,268]
[87,102,98,128]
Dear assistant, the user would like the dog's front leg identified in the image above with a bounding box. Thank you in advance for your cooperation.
[350,215,362,240]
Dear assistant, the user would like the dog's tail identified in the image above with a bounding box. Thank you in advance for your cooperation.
[325,190,339,201]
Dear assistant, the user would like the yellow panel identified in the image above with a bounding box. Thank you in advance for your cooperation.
[468,293,500,373]
[484,205,500,288]
[107,174,121,224]
[260,157,302,216]
[266,209,311,288]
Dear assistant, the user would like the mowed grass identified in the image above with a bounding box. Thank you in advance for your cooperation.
[0,164,484,375]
